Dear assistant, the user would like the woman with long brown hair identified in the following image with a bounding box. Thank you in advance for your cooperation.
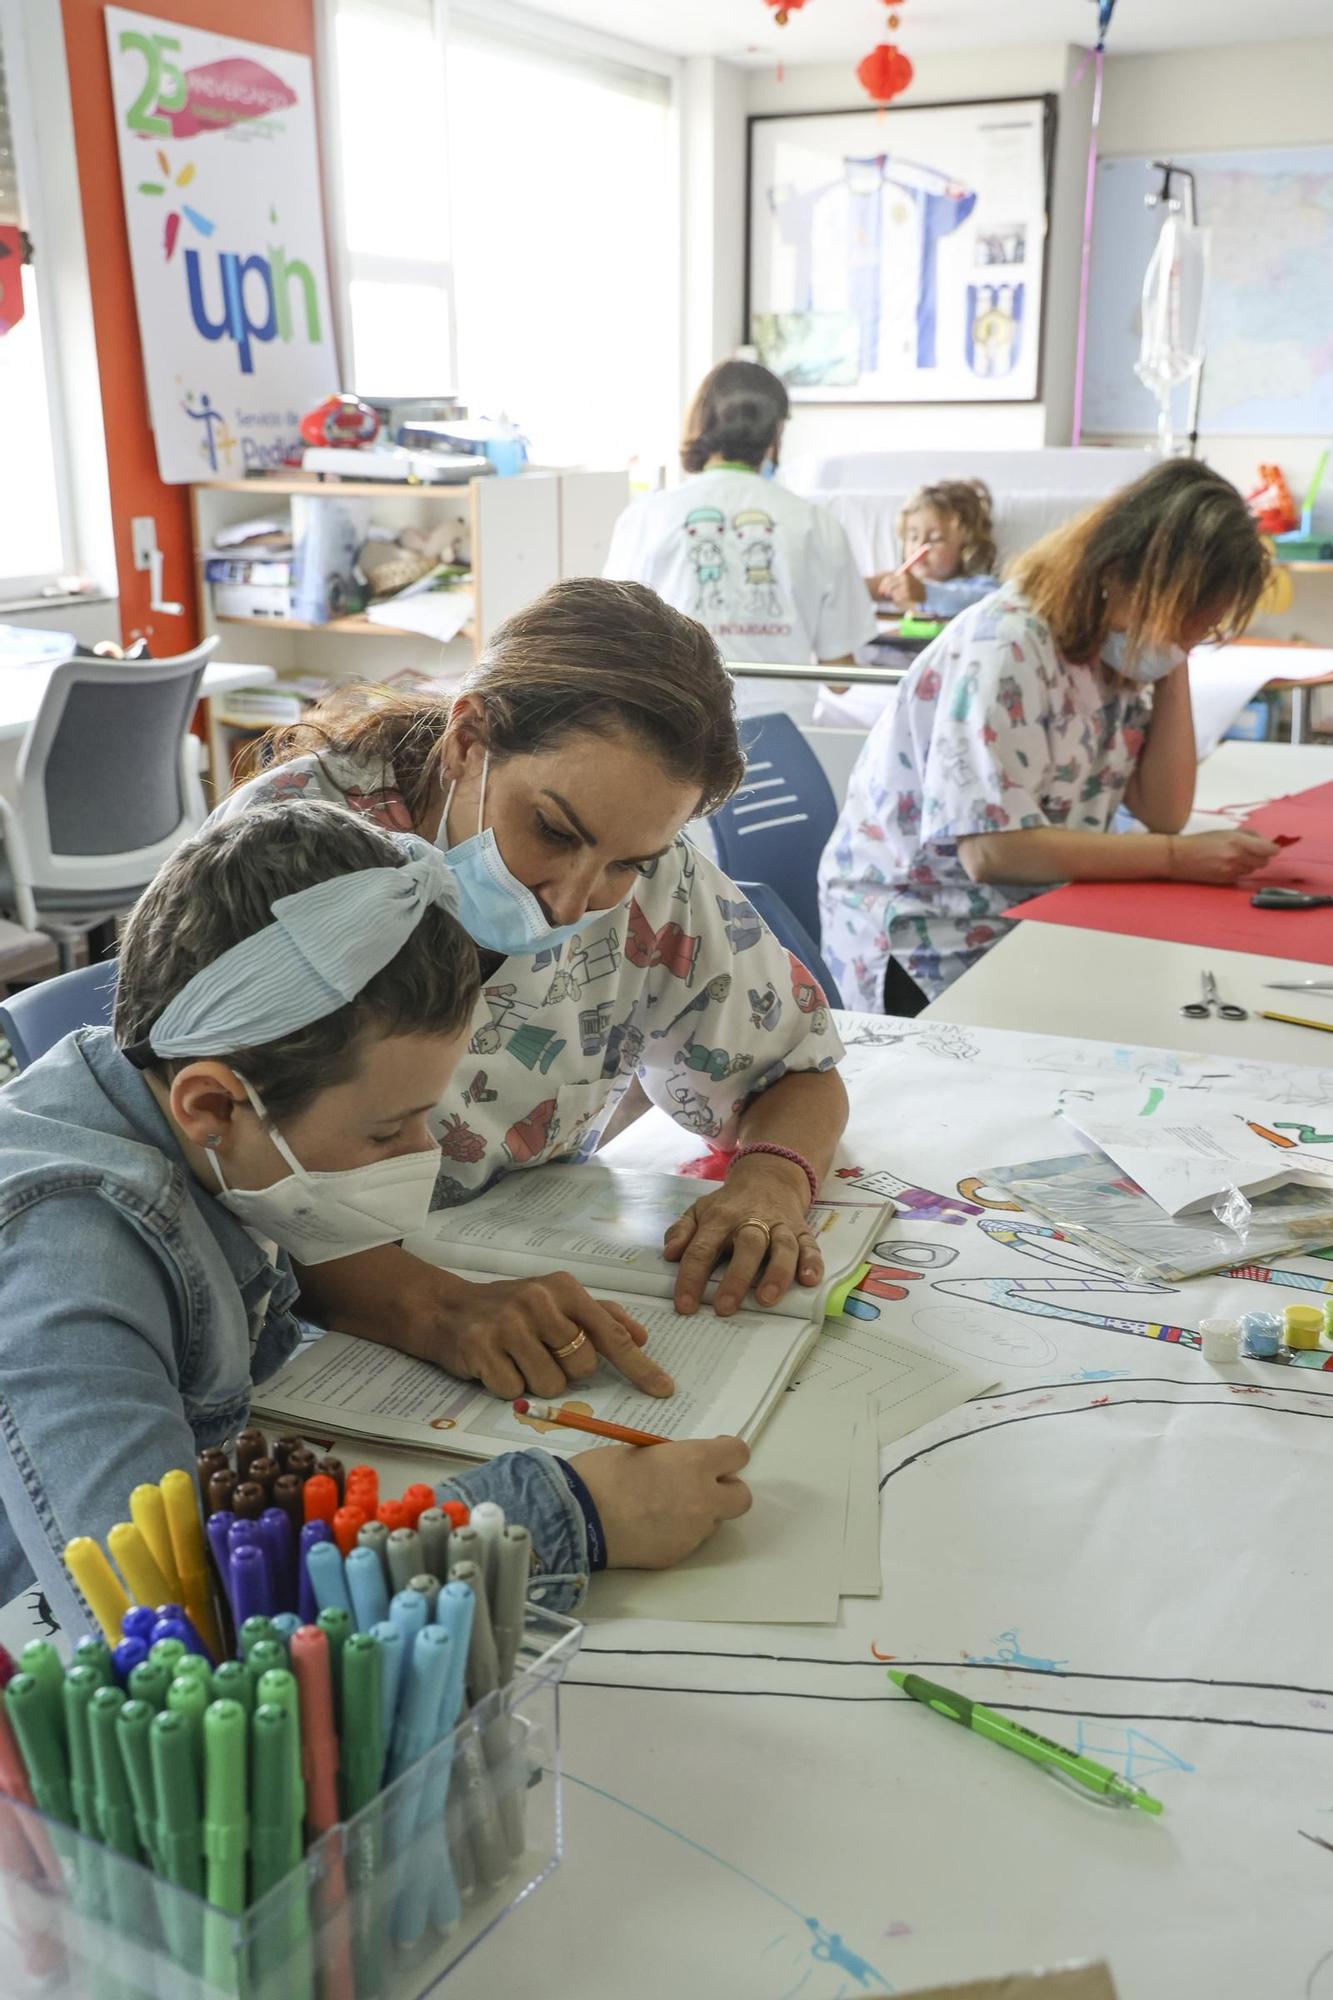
[213,577,848,1399]
[819,459,1279,1015]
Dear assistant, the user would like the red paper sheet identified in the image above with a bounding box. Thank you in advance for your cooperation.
[1012,780,1333,962]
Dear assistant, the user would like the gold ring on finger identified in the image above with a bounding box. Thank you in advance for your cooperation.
[737,1218,773,1248]
[551,1332,589,1361]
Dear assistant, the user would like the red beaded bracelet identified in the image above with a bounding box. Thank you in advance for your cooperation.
[727,1141,819,1210]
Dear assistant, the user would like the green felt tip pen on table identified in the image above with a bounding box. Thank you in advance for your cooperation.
[888,1670,1164,1815]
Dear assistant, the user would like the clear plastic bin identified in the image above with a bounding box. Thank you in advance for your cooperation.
[0,1604,582,1998]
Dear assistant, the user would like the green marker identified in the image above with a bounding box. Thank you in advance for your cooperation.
[19,1639,65,1732]
[211,1660,254,1716]
[171,1653,213,1692]
[316,1605,352,1713]
[128,1656,172,1713]
[73,1636,114,1688]
[167,1673,210,1787]
[239,1615,277,1660]
[115,1699,160,1870]
[90,1685,154,1957]
[250,1701,295,1897]
[148,1637,187,1680]
[204,1701,249,1914]
[150,1709,204,1971]
[256,1668,304,1868]
[340,1633,383,1816]
[5,1672,72,1826]
[245,1638,288,1689]
[62,1665,103,1840]
[888,1670,1165,1814]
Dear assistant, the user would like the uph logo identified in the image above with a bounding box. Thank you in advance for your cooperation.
[185,242,322,375]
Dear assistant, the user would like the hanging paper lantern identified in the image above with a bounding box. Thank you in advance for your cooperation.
[762,0,807,22]
[857,41,914,105]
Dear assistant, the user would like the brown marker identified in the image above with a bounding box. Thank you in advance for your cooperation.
[272,1473,304,1534]
[315,1457,345,1504]
[197,1448,229,1505]
[248,1456,279,1501]
[207,1468,238,1516]
[274,1435,306,1473]
[232,1480,267,1522]
[233,1429,268,1482]
[286,1447,317,1485]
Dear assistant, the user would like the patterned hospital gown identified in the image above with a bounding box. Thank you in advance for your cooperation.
[212,751,843,1206]
[817,584,1152,1009]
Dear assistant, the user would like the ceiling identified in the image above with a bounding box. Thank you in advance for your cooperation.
[518,0,1333,63]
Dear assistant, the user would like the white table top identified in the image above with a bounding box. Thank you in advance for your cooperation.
[926,741,1333,1059]
[0,658,275,742]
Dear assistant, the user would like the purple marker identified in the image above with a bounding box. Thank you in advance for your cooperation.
[112,1636,148,1687]
[258,1507,296,1613]
[207,1511,234,1603]
[120,1605,157,1645]
[227,1517,261,1557]
[230,1543,272,1626]
[298,1519,332,1627]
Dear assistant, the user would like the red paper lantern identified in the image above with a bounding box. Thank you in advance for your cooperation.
[762,0,807,20]
[857,40,914,105]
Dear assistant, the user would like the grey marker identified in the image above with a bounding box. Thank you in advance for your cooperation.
[448,1524,482,1579]
[448,1561,499,1707]
[491,1526,531,1687]
[456,1726,510,1888]
[386,1528,423,1596]
[468,1501,505,1604]
[407,1572,440,1619]
[451,1558,522,1859]
[356,1519,390,1584]
[416,1507,451,1582]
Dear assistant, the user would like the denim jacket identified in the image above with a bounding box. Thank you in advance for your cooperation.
[0,1030,591,1637]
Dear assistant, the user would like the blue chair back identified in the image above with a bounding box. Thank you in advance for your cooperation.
[736,880,843,1011]
[708,713,837,946]
[0,960,118,1071]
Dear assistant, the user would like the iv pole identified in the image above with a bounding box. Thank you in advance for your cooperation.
[1145,160,1203,457]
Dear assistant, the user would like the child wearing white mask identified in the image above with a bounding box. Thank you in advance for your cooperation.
[819,461,1279,1014]
[0,800,750,1638]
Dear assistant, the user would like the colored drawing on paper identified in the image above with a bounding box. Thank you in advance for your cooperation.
[835,1165,982,1225]
[964,1629,1069,1673]
[564,1773,893,1996]
[1071,1721,1194,1784]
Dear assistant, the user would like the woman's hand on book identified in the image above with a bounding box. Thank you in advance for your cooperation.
[436,1270,675,1401]
[576,1436,752,1567]
[663,1156,821,1315]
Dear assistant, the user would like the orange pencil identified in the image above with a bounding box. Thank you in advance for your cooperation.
[512,1399,668,1447]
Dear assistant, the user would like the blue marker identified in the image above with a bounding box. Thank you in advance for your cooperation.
[121,1605,157,1645]
[387,1623,451,1782]
[112,1637,149,1689]
[425,1581,475,1937]
[258,1508,296,1613]
[150,1606,210,1658]
[369,1621,404,1755]
[307,1541,353,1621]
[271,1612,301,1652]
[298,1520,331,1627]
[389,1588,427,1669]
[346,1546,389,1634]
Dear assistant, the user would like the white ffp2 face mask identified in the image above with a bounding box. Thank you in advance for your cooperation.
[1100,630,1187,684]
[206,1078,440,1264]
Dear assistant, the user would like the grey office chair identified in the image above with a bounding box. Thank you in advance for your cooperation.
[0,639,217,968]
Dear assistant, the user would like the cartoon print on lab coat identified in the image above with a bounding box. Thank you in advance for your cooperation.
[683,506,728,614]
[732,509,783,617]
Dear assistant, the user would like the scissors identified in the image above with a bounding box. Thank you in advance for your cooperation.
[1182,970,1248,1022]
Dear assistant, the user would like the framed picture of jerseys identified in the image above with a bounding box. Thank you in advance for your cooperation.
[746,95,1055,403]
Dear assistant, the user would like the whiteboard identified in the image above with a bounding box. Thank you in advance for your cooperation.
[748,97,1052,404]
[1084,146,1333,437]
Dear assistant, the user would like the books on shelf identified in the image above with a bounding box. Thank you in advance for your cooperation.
[252,1164,890,1462]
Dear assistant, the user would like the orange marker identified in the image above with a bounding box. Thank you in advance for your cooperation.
[400,1484,435,1529]
[332,1506,366,1559]
[376,1499,409,1534]
[512,1399,669,1447]
[345,1466,378,1515]
[303,1474,338,1526]
[440,1501,470,1531]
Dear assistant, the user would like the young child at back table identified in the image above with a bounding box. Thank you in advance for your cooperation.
[869,480,998,621]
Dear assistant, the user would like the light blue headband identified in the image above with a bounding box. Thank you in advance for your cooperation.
[144,835,460,1059]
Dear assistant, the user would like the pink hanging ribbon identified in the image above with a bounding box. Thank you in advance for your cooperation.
[1070,42,1106,447]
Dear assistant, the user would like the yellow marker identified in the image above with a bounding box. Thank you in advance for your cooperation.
[129,1482,182,1599]
[1283,1303,1324,1351]
[63,1537,132,1644]
[159,1470,222,1659]
[826,1262,871,1319]
[106,1522,173,1609]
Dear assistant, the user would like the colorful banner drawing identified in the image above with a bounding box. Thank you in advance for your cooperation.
[104,9,337,482]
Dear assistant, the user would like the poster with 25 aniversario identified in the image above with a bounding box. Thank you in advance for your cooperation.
[747,97,1052,404]
[104,8,338,483]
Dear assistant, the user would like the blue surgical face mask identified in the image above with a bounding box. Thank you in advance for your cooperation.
[1100,630,1187,684]
[438,752,583,958]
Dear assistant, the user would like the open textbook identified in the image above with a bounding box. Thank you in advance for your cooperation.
[253,1165,892,1462]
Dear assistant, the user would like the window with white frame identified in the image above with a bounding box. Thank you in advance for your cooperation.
[327,1,678,473]
[0,15,72,597]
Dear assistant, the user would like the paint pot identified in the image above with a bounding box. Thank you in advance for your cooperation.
[1282,1303,1324,1351]
[1199,1317,1242,1365]
[1240,1311,1282,1359]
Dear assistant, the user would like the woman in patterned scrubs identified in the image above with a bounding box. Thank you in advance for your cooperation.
[818,461,1275,1017]
[212,578,848,1399]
